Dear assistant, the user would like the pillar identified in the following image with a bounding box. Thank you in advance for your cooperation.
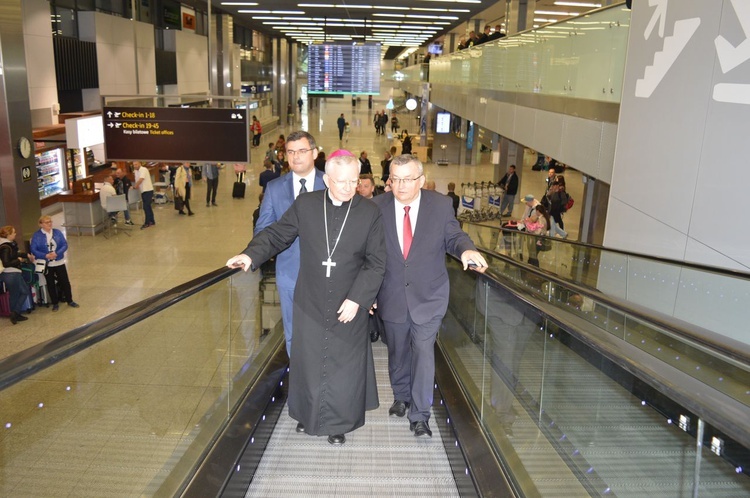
[0,0,41,242]
[506,0,536,35]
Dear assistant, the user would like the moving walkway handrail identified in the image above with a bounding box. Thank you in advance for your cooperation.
[0,266,238,391]
[470,221,750,280]
[468,247,750,450]
[466,222,750,364]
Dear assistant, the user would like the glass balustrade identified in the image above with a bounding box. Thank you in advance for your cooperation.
[440,256,750,497]
[415,4,630,104]
[0,269,280,497]
[464,223,750,406]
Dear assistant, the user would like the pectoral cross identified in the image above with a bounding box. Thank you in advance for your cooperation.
[322,258,336,278]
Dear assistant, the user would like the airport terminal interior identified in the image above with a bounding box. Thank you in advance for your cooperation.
[1,1,749,497]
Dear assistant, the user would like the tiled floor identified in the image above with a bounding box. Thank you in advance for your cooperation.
[1,91,581,360]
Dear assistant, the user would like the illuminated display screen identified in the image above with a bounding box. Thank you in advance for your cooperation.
[308,43,381,95]
[103,107,248,163]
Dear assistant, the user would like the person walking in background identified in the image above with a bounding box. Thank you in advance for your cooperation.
[30,216,80,311]
[372,154,487,438]
[251,115,262,148]
[401,131,412,154]
[337,114,346,141]
[522,204,550,266]
[133,161,155,229]
[0,225,33,324]
[203,162,220,207]
[315,150,327,172]
[344,122,351,143]
[498,164,519,217]
[547,178,569,239]
[254,131,326,356]
[391,115,399,134]
[359,151,372,175]
[259,159,280,192]
[175,162,195,216]
[373,111,381,135]
[381,150,393,184]
[275,134,286,154]
[113,168,135,225]
[297,97,303,114]
[447,182,460,216]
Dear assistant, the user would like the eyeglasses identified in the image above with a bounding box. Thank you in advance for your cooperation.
[328,179,360,188]
[286,148,313,157]
[390,175,423,185]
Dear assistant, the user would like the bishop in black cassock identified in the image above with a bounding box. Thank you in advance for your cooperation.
[228,155,385,444]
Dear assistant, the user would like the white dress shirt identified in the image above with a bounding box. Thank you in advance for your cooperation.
[293,169,317,199]
[394,192,421,254]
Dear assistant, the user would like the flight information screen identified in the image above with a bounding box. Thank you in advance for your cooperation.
[308,43,381,95]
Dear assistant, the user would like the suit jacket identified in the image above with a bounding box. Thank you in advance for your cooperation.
[254,169,326,289]
[373,190,476,324]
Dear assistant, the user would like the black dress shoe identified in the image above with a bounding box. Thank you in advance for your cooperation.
[327,434,346,445]
[388,400,410,417]
[295,422,305,433]
[413,421,432,438]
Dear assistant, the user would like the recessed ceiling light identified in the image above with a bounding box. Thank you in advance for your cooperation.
[535,10,574,16]
[554,2,601,7]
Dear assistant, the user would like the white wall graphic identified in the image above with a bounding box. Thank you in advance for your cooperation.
[635,0,700,98]
[714,0,750,104]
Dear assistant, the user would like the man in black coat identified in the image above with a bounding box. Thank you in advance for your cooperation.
[228,153,385,446]
[498,164,519,217]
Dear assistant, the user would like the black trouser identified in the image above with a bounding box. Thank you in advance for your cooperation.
[181,184,193,213]
[253,133,261,147]
[205,177,219,204]
[46,264,73,305]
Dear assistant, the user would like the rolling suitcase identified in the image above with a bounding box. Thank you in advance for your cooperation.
[232,181,246,198]
[0,283,10,317]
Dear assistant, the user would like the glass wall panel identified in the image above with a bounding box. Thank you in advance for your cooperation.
[428,5,631,103]
[0,270,279,496]
[440,256,750,497]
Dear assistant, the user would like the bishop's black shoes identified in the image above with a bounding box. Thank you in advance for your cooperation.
[410,420,433,438]
[388,400,410,417]
[295,422,305,433]
[327,434,346,446]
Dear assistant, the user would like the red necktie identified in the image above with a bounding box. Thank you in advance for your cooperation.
[403,206,412,259]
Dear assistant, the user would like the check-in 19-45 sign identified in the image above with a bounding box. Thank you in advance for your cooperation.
[103,107,248,163]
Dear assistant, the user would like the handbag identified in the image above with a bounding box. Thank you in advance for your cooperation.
[536,237,552,252]
[369,309,384,343]
[174,195,184,211]
[35,259,47,274]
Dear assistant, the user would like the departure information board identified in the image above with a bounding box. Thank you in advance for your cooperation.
[103,107,248,162]
[308,43,381,95]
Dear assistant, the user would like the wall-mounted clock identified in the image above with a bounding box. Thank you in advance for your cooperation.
[18,137,32,159]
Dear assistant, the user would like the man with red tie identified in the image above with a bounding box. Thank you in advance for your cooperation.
[372,154,487,437]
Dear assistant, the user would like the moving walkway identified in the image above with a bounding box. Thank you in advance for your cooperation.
[1,233,748,497]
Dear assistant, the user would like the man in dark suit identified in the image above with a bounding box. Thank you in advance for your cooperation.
[498,164,519,217]
[255,131,326,356]
[372,155,488,437]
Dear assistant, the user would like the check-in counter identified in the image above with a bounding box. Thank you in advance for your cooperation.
[58,189,106,236]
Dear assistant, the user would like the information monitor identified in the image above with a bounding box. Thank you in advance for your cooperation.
[308,42,381,95]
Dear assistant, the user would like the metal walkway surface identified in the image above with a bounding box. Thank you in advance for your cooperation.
[245,342,460,497]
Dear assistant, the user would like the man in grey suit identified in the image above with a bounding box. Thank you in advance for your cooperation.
[372,155,488,437]
[254,131,326,356]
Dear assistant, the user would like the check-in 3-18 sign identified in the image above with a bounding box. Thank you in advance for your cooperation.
[103,107,248,163]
